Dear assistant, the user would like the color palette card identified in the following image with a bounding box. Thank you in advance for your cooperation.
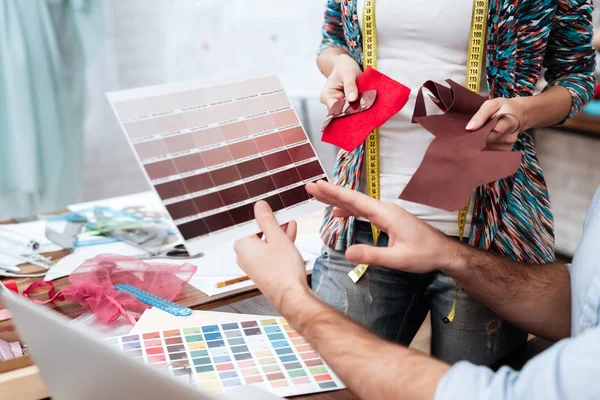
[102,317,344,397]
[107,76,328,255]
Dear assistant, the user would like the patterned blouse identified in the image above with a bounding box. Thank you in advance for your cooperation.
[318,0,597,264]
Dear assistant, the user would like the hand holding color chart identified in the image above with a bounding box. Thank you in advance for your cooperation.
[108,77,327,256]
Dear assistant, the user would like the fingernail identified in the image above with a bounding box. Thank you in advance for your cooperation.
[465,120,475,130]
[348,92,357,101]
[254,200,270,212]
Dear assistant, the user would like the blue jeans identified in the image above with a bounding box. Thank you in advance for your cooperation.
[312,221,528,366]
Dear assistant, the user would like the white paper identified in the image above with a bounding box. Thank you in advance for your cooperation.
[186,233,320,297]
[0,252,23,269]
[0,220,62,253]
[68,191,166,213]
[180,210,323,296]
[44,242,143,281]
[130,308,275,334]
[186,212,322,278]
[70,312,134,339]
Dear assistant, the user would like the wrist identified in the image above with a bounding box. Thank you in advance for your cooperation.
[278,283,315,318]
[332,53,353,67]
[280,285,328,337]
[511,96,533,131]
[438,239,471,278]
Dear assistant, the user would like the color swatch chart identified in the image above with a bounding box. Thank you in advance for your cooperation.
[107,76,327,255]
[103,318,344,397]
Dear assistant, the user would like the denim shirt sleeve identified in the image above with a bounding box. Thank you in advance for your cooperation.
[436,186,600,400]
[435,328,600,400]
[318,0,349,56]
[543,0,597,119]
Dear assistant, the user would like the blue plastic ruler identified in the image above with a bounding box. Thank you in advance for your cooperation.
[115,284,192,317]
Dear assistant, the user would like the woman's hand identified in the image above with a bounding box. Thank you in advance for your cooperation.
[320,54,362,110]
[465,98,526,151]
[466,83,575,150]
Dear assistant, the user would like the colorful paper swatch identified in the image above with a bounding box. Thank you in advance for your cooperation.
[107,76,327,255]
[102,318,344,397]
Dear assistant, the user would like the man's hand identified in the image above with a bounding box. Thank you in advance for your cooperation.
[306,180,458,273]
[307,180,571,339]
[233,201,308,310]
[237,193,449,400]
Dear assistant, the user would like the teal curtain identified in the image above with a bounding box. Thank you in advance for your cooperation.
[0,0,102,219]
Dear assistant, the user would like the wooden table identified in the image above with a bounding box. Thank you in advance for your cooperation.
[10,248,294,319]
[1,222,358,400]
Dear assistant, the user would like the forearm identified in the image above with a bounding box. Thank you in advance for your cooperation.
[317,47,351,77]
[281,287,449,400]
[443,244,571,340]
[517,85,573,129]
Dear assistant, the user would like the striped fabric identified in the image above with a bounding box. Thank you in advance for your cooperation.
[318,0,597,264]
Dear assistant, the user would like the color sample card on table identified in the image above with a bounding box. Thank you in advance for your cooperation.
[102,317,344,397]
[107,76,327,255]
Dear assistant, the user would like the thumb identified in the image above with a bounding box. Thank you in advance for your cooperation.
[320,90,342,110]
[345,244,407,269]
[466,100,500,131]
[342,72,359,102]
[233,235,264,265]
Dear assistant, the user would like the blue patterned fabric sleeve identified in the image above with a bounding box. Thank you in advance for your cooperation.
[543,0,597,119]
[318,1,349,56]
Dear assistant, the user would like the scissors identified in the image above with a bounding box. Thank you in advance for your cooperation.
[122,206,167,220]
[133,244,203,260]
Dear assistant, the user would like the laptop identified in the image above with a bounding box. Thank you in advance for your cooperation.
[0,284,281,400]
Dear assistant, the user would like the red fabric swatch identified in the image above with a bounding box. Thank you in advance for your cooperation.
[321,67,411,152]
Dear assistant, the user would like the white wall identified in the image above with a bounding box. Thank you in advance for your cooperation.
[82,0,335,202]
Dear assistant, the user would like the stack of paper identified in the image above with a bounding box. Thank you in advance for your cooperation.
[0,220,64,272]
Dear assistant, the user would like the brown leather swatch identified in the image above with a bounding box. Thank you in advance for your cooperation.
[399,80,522,212]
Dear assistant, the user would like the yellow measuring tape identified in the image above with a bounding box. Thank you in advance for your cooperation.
[444,0,488,324]
[348,0,379,283]
[347,0,489,322]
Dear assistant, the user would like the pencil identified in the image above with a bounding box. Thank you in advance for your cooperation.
[215,260,312,289]
[216,276,249,288]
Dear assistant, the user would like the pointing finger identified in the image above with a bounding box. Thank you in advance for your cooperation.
[307,181,395,232]
[254,201,287,243]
